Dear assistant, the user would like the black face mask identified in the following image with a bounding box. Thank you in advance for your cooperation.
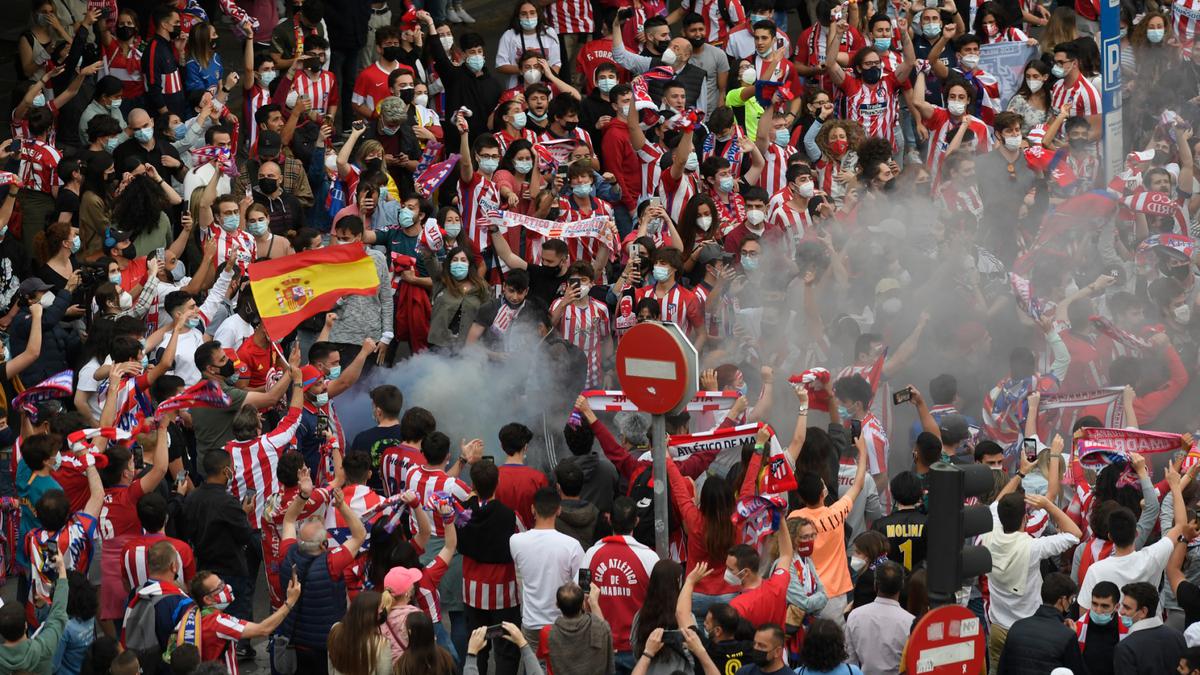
[365,157,384,172]
[1068,137,1091,152]
[1164,262,1191,280]
[115,25,137,41]
[382,46,403,62]
[686,36,704,49]
[748,649,769,666]
[306,55,324,70]
[122,243,137,260]
[860,66,882,84]
[398,87,415,104]
[655,40,671,54]
[562,121,578,133]
[258,177,279,194]
[218,360,236,378]
[169,26,182,40]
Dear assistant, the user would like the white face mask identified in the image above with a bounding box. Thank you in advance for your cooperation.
[947,100,967,116]
[1026,77,1044,93]
[1004,135,1021,150]
[523,68,542,84]
[746,208,765,225]
[797,180,815,198]
[685,153,699,172]
[660,48,677,66]
[960,54,979,70]
[440,36,455,51]
[696,215,712,231]
[38,292,55,308]
[1175,304,1192,323]
[414,93,429,108]
[740,68,755,85]
[723,569,743,586]
[850,556,868,573]
[324,153,338,172]
[119,291,133,310]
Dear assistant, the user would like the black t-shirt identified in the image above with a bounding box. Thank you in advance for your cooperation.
[351,424,405,491]
[1177,579,1200,628]
[527,264,567,307]
[55,187,80,228]
[710,639,753,675]
[471,297,547,349]
[873,508,928,572]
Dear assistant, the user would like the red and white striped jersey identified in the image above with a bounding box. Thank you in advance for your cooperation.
[983,26,1030,43]
[494,128,537,155]
[538,127,594,151]
[1171,0,1200,53]
[582,535,658,652]
[243,83,273,148]
[199,610,249,675]
[836,364,892,441]
[759,144,797,196]
[413,556,450,623]
[838,73,902,151]
[458,172,502,252]
[546,0,594,36]
[204,223,257,277]
[402,465,471,537]
[289,69,338,115]
[121,533,194,591]
[680,0,746,46]
[1050,76,1102,118]
[226,407,303,529]
[103,40,146,100]
[635,283,703,335]
[922,107,994,188]
[463,556,520,610]
[550,297,611,387]
[324,483,384,531]
[558,196,613,263]
[636,142,666,203]
[662,170,700,223]
[767,187,811,254]
[860,412,890,477]
[935,182,984,223]
[380,444,427,497]
[95,373,152,435]
[17,139,62,195]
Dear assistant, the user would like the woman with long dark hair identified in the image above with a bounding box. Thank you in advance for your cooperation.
[796,619,862,674]
[80,154,116,256]
[423,245,491,351]
[328,590,393,675]
[393,612,456,675]
[666,459,739,620]
[630,560,692,674]
[109,168,183,256]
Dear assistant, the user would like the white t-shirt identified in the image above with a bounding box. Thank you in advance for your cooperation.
[77,358,103,418]
[168,329,206,385]
[494,28,562,89]
[1078,537,1174,610]
[213,314,254,352]
[510,527,584,629]
[984,502,1080,629]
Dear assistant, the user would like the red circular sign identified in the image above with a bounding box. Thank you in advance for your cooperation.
[615,323,693,415]
[904,605,986,675]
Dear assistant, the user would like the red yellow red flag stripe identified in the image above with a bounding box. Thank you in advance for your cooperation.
[248,243,379,340]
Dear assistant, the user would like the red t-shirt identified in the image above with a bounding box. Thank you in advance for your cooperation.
[236,336,274,389]
[495,464,549,530]
[729,566,790,627]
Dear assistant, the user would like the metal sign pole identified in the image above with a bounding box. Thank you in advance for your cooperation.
[652,414,669,559]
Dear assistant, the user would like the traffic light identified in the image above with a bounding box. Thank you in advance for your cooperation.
[926,461,995,607]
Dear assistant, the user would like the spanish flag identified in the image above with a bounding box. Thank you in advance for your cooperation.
[248,243,380,341]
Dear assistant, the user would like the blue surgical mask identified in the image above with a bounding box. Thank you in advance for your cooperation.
[71,235,81,253]
[140,355,149,369]
[465,54,485,72]
[174,122,188,139]
[597,77,617,93]
[873,37,892,50]
[922,23,942,38]
[1051,64,1066,78]
[110,98,123,109]
[187,317,201,328]
[247,219,269,236]
[134,127,154,144]
[718,176,735,192]
[1089,610,1114,625]
[380,124,400,136]
[51,453,62,471]
[327,365,342,380]
[32,94,46,108]
[397,207,414,228]
[0,225,7,238]
[109,272,122,285]
[260,69,277,86]
[1118,27,1127,38]
[1147,28,1164,43]
[514,159,533,175]
[314,392,329,406]
[444,221,462,238]
[221,214,240,232]
[837,404,851,420]
[742,256,759,271]
[105,136,121,154]
[1120,614,1134,628]
[450,260,469,280]
[478,158,499,174]
[519,17,538,31]
[572,183,593,198]
[774,129,790,146]
[511,111,527,129]
[652,265,670,282]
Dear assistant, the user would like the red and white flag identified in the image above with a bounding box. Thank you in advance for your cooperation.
[583,390,740,413]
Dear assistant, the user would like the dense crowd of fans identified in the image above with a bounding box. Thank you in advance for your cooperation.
[1,0,1200,673]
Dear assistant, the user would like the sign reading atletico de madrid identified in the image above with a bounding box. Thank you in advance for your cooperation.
[248,243,381,341]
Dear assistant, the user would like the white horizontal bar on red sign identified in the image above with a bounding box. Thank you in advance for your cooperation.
[582,390,740,412]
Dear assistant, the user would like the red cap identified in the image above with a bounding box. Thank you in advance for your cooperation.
[300,364,324,391]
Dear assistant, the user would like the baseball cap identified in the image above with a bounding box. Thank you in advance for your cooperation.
[384,566,423,595]
[695,242,727,267]
[17,277,54,296]
[104,227,131,247]
[299,364,324,391]
[938,414,970,446]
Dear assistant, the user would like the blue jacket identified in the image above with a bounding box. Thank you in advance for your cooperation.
[277,542,346,649]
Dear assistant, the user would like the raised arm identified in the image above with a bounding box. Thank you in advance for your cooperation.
[456,112,474,182]
[844,432,869,504]
[337,487,369,556]
[4,302,42,380]
[137,411,173,494]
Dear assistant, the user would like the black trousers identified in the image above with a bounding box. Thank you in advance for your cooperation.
[464,604,523,675]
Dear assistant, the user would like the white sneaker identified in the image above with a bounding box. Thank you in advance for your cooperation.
[906,149,923,167]
[456,5,476,23]
[446,6,463,23]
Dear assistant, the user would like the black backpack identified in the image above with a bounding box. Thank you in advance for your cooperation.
[627,464,679,550]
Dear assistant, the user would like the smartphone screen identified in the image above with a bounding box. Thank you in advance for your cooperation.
[578,568,592,593]
[1023,439,1038,461]
[850,419,862,441]
[484,624,506,639]
[892,388,912,406]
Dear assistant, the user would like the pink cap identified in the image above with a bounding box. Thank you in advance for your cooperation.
[384,566,423,595]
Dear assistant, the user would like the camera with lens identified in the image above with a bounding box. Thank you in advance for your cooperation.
[79,262,108,289]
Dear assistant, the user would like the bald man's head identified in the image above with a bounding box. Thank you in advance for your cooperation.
[127,108,150,129]
[258,161,282,181]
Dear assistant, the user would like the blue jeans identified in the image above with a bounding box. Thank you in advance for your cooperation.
[414,0,448,22]
[434,620,459,665]
[615,651,636,675]
[691,592,738,624]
